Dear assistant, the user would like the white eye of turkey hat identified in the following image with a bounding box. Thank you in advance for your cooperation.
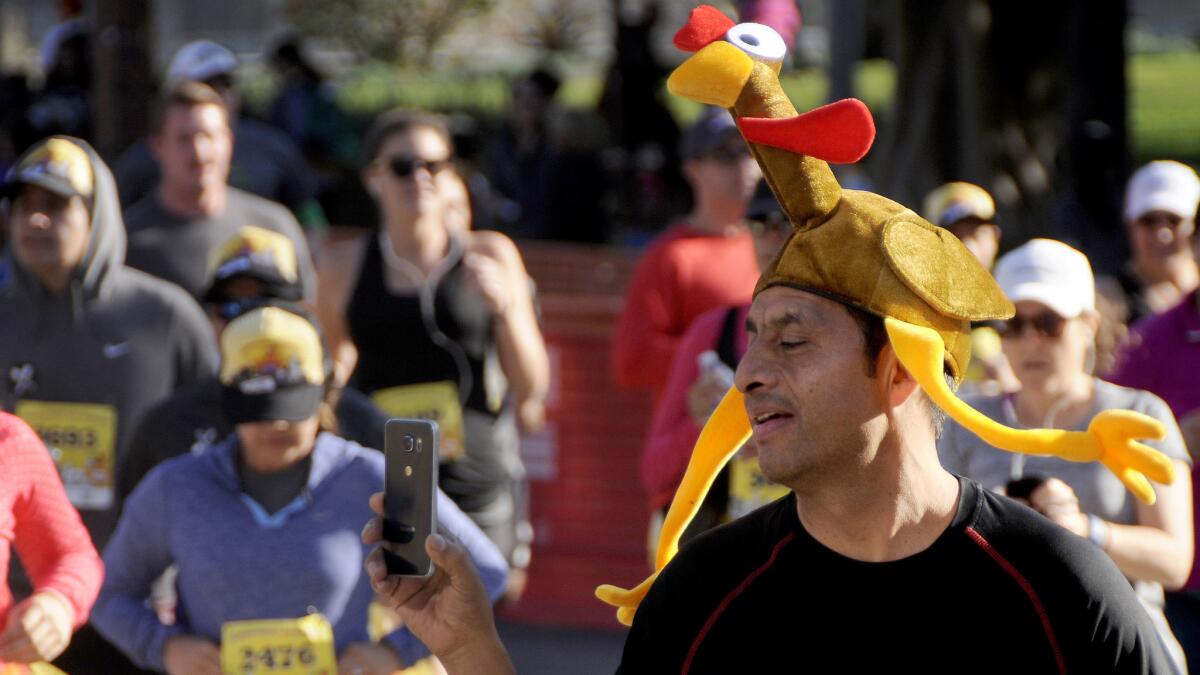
[993,238,1095,319]
[726,23,787,65]
[1124,160,1200,221]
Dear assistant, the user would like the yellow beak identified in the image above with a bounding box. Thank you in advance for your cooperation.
[667,41,754,109]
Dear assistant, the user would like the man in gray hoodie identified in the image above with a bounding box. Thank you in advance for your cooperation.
[0,136,218,550]
[1,135,218,673]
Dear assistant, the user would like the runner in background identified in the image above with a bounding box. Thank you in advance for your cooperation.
[92,304,508,675]
[317,109,548,590]
[938,239,1193,672]
[922,181,1016,395]
[0,412,102,670]
[0,136,217,673]
[639,180,789,563]
[113,40,326,229]
[122,82,317,304]
[611,107,761,403]
[120,225,390,501]
[1098,160,1200,327]
[1110,286,1200,672]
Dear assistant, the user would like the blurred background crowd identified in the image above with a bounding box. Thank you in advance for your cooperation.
[0,0,1199,673]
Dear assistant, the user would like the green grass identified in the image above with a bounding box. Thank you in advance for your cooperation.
[1129,50,1200,165]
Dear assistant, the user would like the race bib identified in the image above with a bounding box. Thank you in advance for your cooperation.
[220,613,336,675]
[372,381,464,461]
[15,400,117,510]
[727,455,789,520]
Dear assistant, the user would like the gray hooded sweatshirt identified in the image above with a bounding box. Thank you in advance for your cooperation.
[0,136,218,550]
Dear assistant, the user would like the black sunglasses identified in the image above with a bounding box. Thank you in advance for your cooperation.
[990,311,1067,339]
[383,156,453,179]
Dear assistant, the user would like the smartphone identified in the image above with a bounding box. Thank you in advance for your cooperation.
[383,419,439,577]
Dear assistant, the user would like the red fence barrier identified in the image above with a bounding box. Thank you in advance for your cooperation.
[500,241,653,630]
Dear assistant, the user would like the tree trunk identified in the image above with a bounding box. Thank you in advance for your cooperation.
[90,0,151,161]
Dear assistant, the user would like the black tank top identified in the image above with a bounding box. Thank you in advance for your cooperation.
[347,234,494,415]
[347,234,518,512]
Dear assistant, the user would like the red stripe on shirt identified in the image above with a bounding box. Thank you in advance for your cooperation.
[681,531,796,674]
[965,526,1067,675]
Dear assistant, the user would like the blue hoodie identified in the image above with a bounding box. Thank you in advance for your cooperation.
[92,431,508,670]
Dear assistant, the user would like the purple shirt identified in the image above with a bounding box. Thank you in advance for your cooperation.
[1109,290,1200,589]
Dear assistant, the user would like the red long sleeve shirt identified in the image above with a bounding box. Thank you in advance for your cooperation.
[0,412,103,632]
[611,223,758,399]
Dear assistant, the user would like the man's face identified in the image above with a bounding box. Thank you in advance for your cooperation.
[1127,209,1195,273]
[153,102,233,195]
[735,287,886,489]
[685,136,762,211]
[9,184,90,280]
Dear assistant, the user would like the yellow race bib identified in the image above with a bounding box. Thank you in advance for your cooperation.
[15,400,117,510]
[727,455,790,520]
[371,381,464,462]
[220,613,336,675]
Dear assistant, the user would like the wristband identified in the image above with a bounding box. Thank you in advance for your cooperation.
[1087,514,1110,550]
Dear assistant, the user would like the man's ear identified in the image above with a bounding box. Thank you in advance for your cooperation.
[877,343,921,410]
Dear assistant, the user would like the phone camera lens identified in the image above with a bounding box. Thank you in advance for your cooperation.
[401,434,416,453]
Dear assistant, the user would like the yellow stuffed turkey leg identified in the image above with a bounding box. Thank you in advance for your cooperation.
[595,386,751,626]
[884,317,1176,504]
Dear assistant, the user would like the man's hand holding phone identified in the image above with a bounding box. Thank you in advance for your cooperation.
[362,493,514,675]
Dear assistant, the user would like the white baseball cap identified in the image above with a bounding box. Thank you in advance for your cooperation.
[1124,160,1200,222]
[993,239,1095,318]
[166,40,238,84]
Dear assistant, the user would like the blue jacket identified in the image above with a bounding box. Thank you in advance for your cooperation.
[92,432,508,670]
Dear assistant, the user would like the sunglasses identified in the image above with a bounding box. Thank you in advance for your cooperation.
[990,311,1067,339]
[383,156,453,179]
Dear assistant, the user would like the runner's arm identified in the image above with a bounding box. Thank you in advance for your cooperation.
[473,232,549,430]
[90,469,186,670]
[316,237,364,385]
[1110,460,1194,589]
[7,417,103,627]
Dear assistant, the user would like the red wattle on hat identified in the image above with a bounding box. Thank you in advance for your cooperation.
[737,98,876,164]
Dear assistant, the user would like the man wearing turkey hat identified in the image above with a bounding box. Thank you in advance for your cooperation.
[594,6,1178,672]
